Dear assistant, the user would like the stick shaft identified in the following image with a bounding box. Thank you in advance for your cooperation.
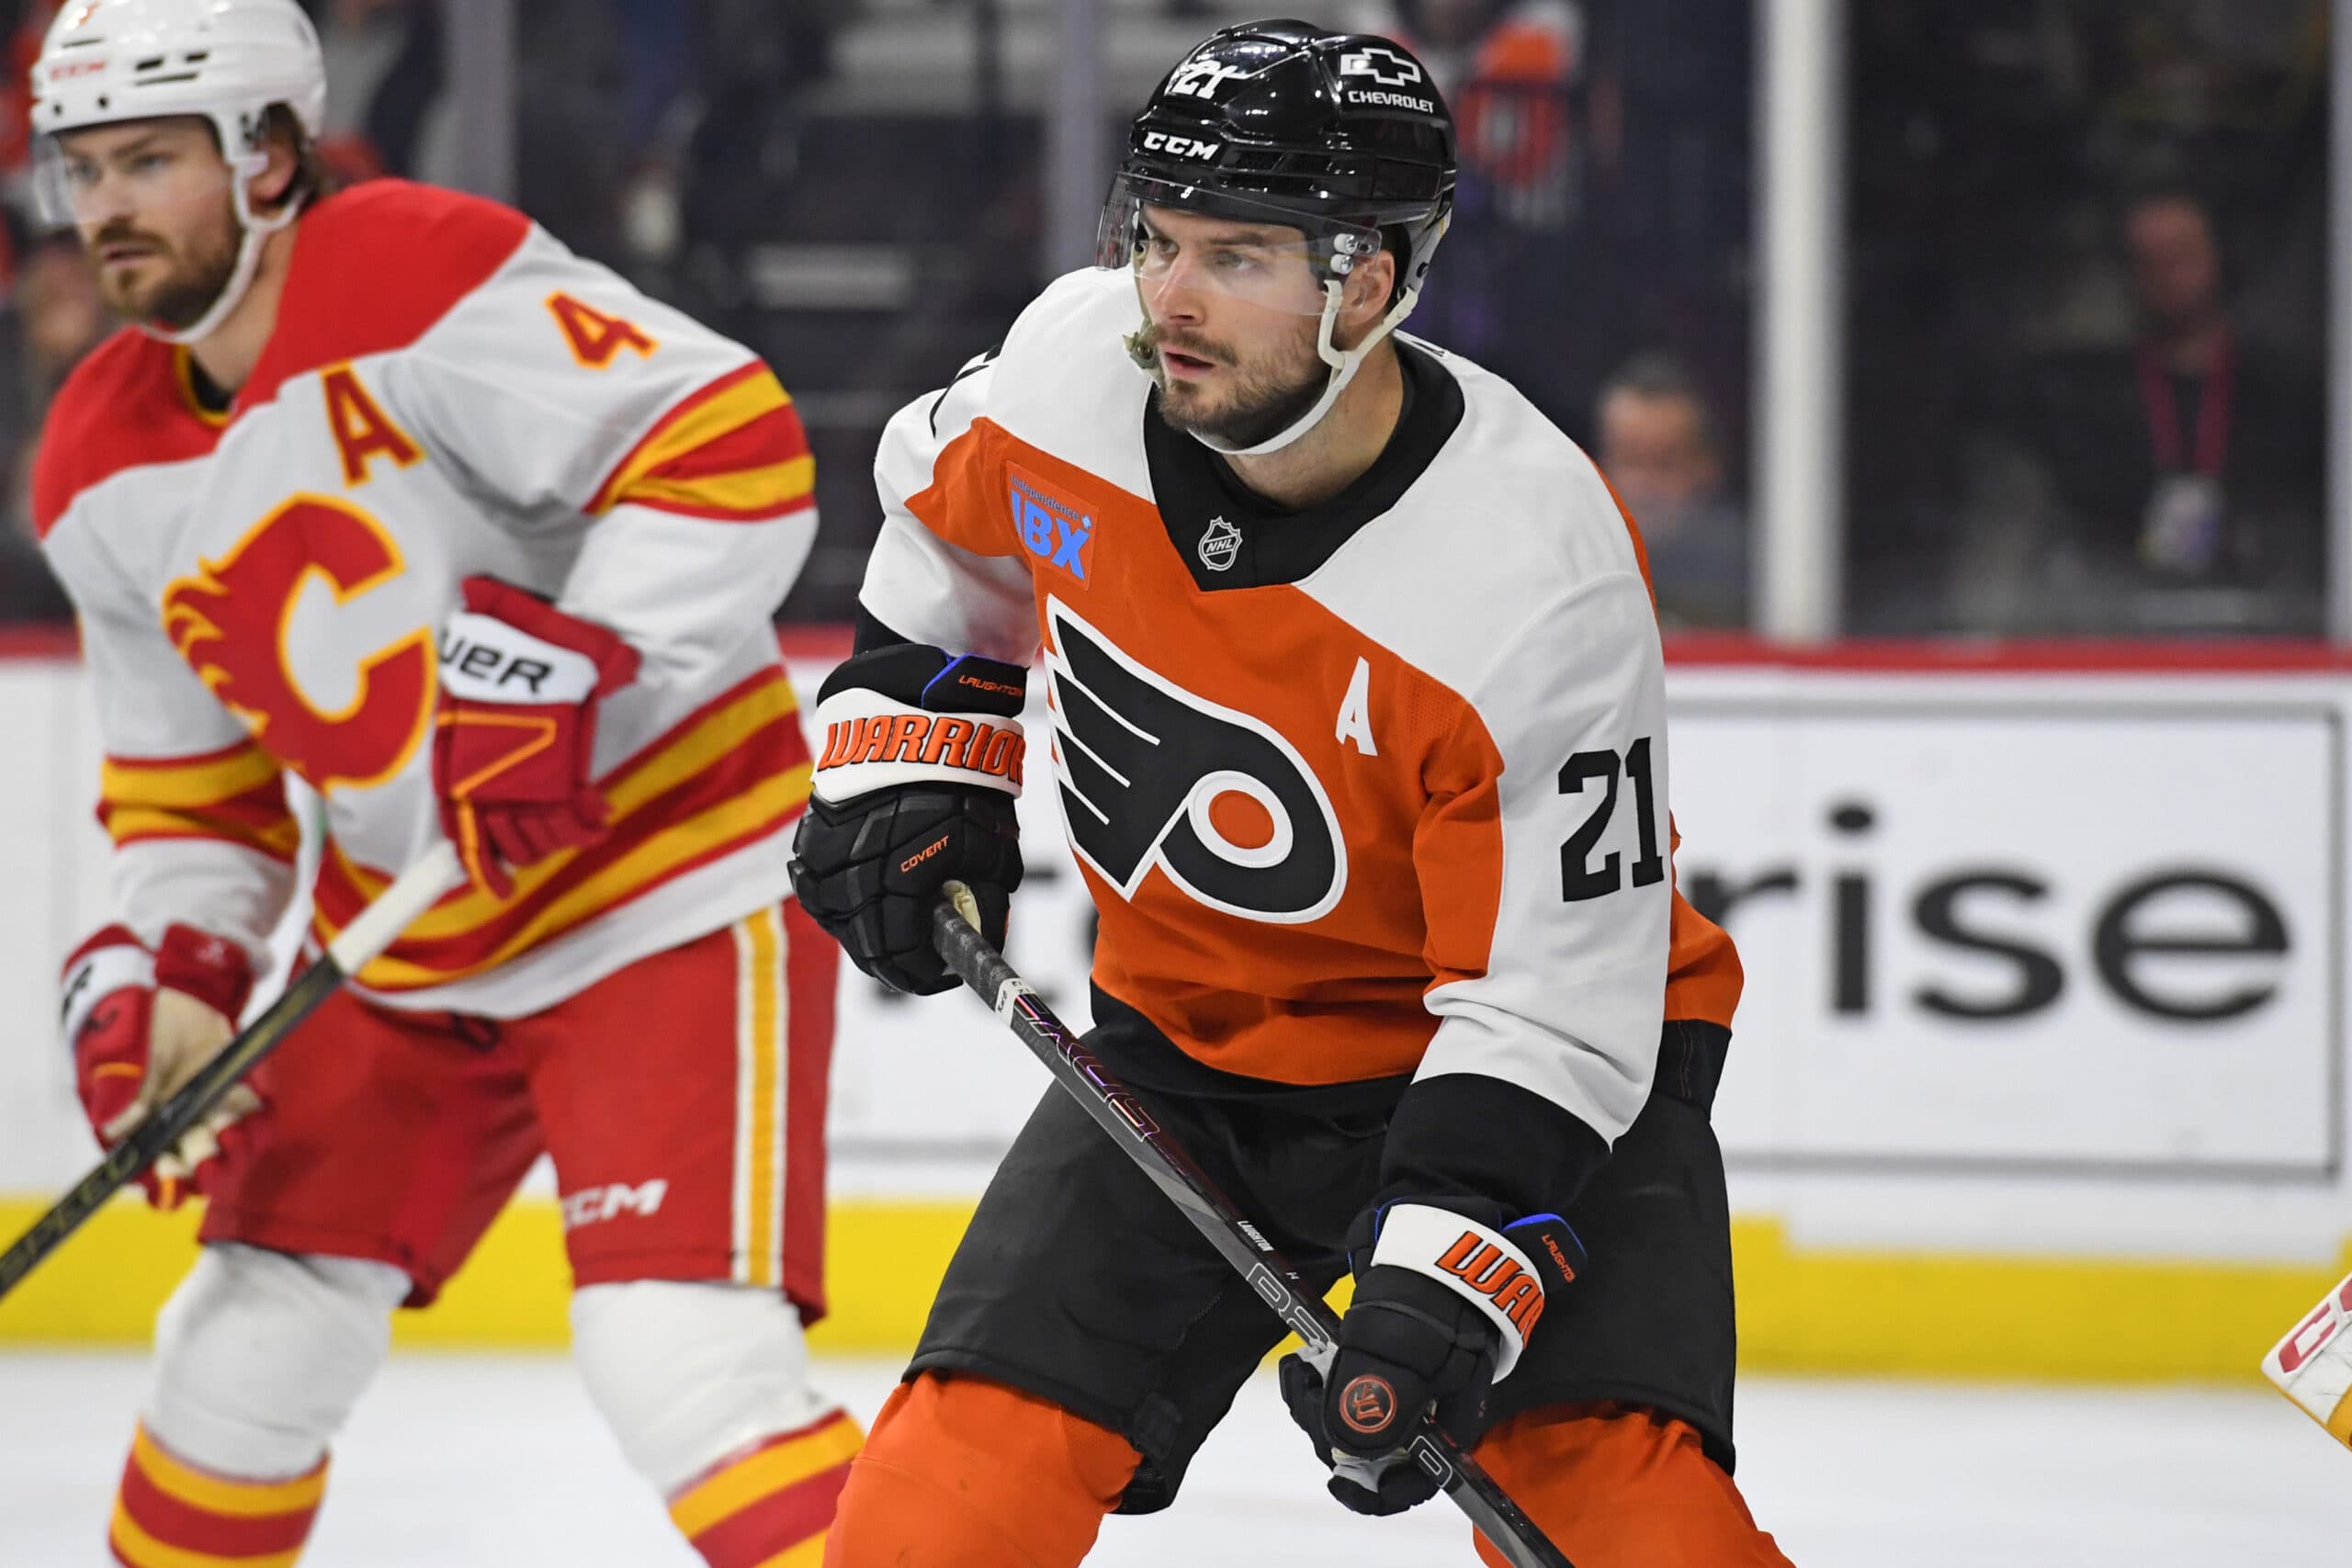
[929,890,1576,1568]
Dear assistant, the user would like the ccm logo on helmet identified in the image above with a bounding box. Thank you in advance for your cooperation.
[1141,130,1221,161]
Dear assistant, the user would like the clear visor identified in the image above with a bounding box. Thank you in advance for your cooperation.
[1096,173,1380,318]
[32,127,250,231]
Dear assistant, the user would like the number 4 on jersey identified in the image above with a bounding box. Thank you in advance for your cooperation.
[547,292,657,367]
[1559,739,1664,901]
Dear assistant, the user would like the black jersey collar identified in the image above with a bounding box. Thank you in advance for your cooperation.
[1143,339,1464,592]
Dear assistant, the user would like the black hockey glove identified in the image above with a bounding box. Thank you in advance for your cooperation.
[1279,1201,1584,1517]
[788,644,1028,995]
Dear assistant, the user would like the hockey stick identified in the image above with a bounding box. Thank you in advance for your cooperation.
[0,842,465,1303]
[931,883,1577,1568]
[2262,1268,2352,1450]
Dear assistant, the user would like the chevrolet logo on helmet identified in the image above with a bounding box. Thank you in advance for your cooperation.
[1338,45,1425,89]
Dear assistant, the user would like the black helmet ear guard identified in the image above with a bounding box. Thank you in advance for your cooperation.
[1104,20,1459,457]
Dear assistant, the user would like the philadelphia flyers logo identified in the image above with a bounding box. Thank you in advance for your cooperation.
[1044,597,1345,923]
[1339,1374,1398,1437]
[162,495,435,793]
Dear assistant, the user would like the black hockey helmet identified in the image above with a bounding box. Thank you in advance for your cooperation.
[1097,19,1457,304]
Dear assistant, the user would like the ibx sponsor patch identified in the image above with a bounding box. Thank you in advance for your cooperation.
[1010,464,1098,583]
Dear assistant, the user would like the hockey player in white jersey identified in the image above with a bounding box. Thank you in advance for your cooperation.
[788,19,1793,1567]
[31,3,857,1563]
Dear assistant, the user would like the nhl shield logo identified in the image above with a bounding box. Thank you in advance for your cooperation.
[1198,514,1241,572]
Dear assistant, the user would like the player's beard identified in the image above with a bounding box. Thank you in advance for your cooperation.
[87,206,241,334]
[1143,318,1329,450]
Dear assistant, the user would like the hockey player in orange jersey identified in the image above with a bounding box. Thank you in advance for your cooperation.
[30,3,859,1564]
[787,19,1794,1567]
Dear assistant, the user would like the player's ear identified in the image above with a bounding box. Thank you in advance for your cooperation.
[247,110,304,214]
[1342,249,1397,325]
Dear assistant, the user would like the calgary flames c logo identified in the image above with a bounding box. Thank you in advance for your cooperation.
[161,495,435,792]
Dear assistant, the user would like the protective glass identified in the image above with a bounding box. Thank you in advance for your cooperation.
[1097,172,1380,317]
[32,126,245,231]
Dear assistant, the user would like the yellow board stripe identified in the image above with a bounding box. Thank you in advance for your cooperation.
[751,1533,831,1568]
[669,1415,863,1540]
[130,1426,325,1517]
[9,1202,2351,1386]
[325,675,800,942]
[110,1502,307,1568]
[330,765,809,989]
[622,454,817,517]
[2328,1386,2352,1446]
[101,747,280,810]
[594,368,793,514]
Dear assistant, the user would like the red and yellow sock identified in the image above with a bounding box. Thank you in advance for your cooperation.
[667,1408,864,1567]
[108,1422,326,1568]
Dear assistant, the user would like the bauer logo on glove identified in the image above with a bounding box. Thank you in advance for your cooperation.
[432,576,641,898]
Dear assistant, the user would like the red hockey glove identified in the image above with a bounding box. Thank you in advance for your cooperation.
[60,923,258,1210]
[1279,1202,1584,1516]
[434,577,641,898]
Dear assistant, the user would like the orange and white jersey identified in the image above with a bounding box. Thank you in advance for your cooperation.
[864,266,1741,1164]
[36,180,818,1018]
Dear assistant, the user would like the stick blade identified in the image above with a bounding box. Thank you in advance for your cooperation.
[2263,1269,2352,1450]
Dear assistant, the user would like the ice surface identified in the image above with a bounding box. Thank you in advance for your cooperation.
[3,1353,2346,1566]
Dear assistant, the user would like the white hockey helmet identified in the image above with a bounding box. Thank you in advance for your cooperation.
[28,0,327,344]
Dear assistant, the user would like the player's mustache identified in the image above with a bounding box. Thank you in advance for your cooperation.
[1132,321,1227,366]
[88,220,165,254]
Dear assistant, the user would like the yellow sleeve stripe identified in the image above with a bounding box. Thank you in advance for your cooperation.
[620,454,817,519]
[129,1424,326,1517]
[668,1411,864,1539]
[101,746,280,810]
[104,807,300,860]
[590,365,794,515]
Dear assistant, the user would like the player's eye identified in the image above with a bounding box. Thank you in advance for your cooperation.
[129,152,172,175]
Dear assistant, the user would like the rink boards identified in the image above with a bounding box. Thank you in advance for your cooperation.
[3,637,2349,1378]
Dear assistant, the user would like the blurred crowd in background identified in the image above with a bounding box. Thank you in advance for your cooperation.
[0,0,2330,638]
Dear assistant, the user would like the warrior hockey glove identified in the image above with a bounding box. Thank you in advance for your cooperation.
[1279,1201,1584,1516]
[434,577,641,898]
[788,643,1026,995]
[61,923,258,1210]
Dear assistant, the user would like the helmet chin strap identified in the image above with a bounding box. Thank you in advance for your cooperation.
[1189,279,1421,458]
[141,151,295,348]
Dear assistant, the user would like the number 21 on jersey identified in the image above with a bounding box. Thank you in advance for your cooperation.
[1559,739,1663,902]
